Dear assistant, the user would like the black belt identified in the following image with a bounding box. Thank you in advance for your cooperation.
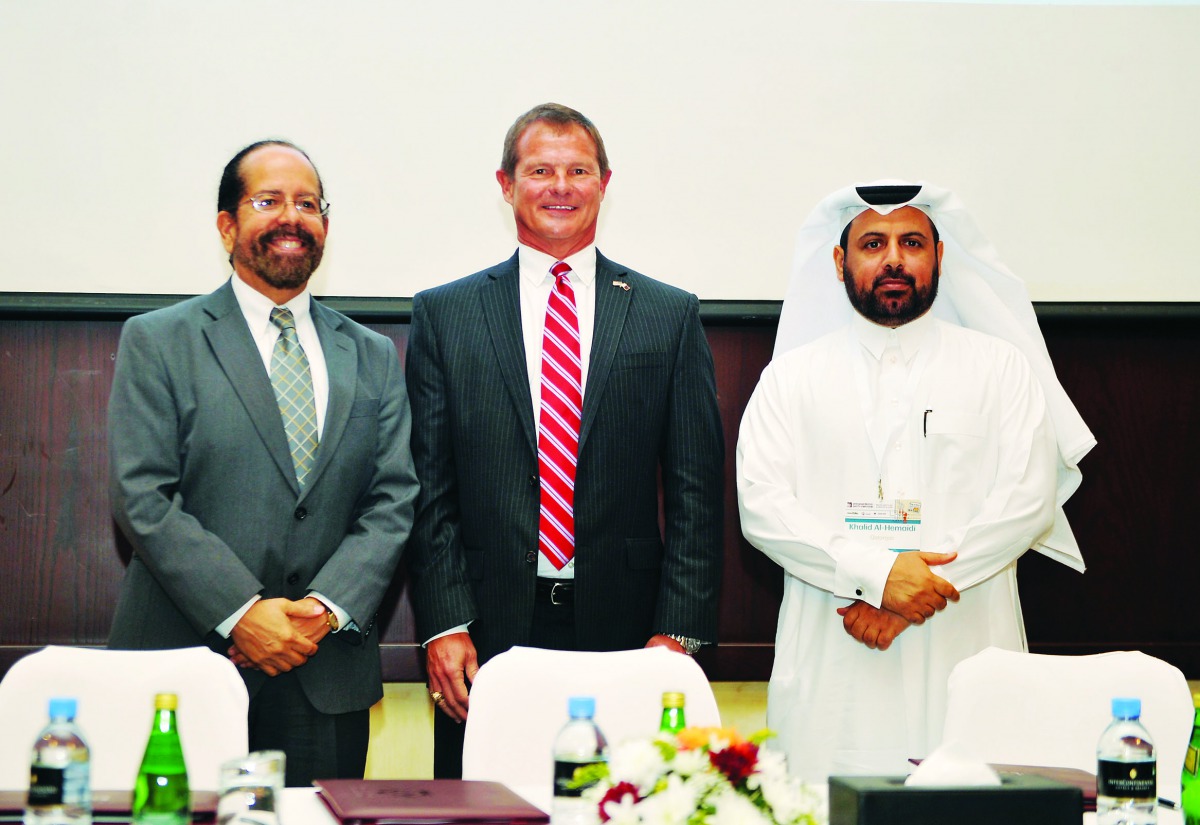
[535,578,575,607]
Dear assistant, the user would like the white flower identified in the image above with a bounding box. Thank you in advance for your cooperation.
[706,788,773,825]
[759,775,808,824]
[589,729,827,825]
[633,775,699,825]
[608,739,669,792]
[599,789,642,825]
[748,747,790,784]
[671,746,710,778]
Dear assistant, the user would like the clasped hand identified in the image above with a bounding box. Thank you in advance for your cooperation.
[881,550,959,622]
[838,551,961,650]
[228,596,329,676]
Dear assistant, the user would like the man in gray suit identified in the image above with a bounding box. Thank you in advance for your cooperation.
[108,140,418,786]
[406,103,724,777]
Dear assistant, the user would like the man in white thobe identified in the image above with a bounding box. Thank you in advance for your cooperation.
[737,182,1094,781]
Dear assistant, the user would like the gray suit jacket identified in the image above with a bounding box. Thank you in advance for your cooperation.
[406,251,724,665]
[108,280,418,714]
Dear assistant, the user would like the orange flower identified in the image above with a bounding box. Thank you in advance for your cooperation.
[676,726,744,750]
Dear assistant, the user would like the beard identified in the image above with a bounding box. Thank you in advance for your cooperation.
[842,260,939,327]
[233,225,324,291]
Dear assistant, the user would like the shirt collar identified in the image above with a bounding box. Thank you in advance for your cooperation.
[229,273,313,332]
[518,244,597,288]
[852,309,935,363]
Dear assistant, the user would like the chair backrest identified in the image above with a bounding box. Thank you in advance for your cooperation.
[939,646,1194,804]
[461,647,720,794]
[0,646,248,791]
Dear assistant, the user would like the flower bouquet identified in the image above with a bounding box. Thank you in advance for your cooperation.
[576,727,826,825]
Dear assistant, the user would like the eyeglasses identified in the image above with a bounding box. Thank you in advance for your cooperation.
[240,193,330,217]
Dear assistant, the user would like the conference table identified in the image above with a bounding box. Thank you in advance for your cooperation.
[278,785,1183,825]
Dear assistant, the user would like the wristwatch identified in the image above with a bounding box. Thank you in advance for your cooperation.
[665,634,703,655]
[325,608,340,632]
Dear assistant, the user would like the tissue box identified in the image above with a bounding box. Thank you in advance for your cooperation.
[829,773,1083,825]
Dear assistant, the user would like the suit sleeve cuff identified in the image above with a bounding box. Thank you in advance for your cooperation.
[309,591,355,633]
[423,623,472,647]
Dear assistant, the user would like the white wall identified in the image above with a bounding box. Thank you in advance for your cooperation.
[2,0,1197,300]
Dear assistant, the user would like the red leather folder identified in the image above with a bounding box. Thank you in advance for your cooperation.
[314,779,549,825]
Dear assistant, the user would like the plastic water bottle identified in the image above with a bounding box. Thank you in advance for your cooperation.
[659,691,686,735]
[1181,695,1200,825]
[1097,697,1156,825]
[132,693,190,825]
[25,697,91,825]
[551,696,607,825]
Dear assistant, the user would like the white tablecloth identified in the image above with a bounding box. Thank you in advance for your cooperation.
[280,786,1181,825]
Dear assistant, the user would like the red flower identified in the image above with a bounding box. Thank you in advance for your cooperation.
[598,781,640,822]
[709,741,758,786]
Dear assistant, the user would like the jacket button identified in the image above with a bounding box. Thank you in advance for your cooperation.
[286,573,299,585]
[525,551,536,564]
[528,474,537,487]
[855,588,863,596]
[294,507,307,520]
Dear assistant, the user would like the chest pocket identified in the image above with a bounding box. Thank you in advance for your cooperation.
[923,410,989,494]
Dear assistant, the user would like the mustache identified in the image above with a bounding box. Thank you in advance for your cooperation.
[872,269,915,289]
[258,226,316,249]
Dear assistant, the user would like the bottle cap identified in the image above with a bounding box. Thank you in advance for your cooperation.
[567,696,595,718]
[1112,697,1141,719]
[154,693,179,711]
[662,691,685,709]
[48,697,77,719]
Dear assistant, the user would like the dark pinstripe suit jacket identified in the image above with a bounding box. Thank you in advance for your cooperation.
[406,251,724,665]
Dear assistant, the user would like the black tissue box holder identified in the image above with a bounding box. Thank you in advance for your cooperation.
[829,773,1083,825]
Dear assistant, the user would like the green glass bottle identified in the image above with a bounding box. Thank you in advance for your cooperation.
[659,691,687,735]
[132,693,190,825]
[1182,694,1200,825]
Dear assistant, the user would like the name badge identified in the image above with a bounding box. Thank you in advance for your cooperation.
[844,499,923,551]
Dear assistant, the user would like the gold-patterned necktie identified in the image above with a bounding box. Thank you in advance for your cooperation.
[269,307,318,488]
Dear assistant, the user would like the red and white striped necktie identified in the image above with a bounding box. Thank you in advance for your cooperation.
[537,261,582,570]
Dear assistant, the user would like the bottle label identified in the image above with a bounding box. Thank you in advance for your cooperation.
[1098,759,1156,799]
[553,759,604,799]
[28,766,66,806]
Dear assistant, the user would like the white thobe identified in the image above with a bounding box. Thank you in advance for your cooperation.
[736,315,1059,781]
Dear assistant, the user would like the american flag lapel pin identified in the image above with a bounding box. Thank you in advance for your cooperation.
[612,280,630,291]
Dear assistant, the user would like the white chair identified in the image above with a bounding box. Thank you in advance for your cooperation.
[461,646,720,803]
[0,646,249,791]
[939,646,1194,804]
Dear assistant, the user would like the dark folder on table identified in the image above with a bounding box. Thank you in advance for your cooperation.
[314,779,549,825]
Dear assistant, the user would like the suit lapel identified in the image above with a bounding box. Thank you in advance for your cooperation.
[581,251,632,450]
[201,282,298,494]
[304,300,355,499]
[480,253,537,453]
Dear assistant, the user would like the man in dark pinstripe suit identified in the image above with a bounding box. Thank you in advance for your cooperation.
[405,103,725,777]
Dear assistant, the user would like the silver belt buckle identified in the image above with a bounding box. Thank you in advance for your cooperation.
[550,582,569,606]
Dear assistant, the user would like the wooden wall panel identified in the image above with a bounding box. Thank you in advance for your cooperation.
[1014,316,1200,671]
[1,310,1196,681]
